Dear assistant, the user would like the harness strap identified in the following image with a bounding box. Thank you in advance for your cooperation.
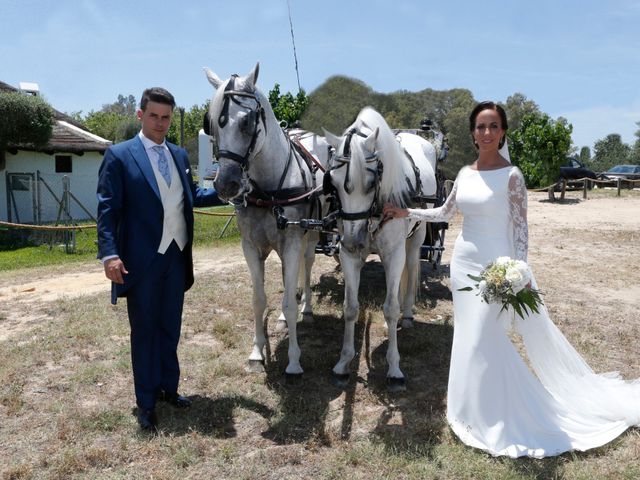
[291,135,326,173]
[247,185,323,207]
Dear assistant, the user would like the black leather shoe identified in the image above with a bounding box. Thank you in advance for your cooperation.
[137,408,158,432]
[158,391,192,408]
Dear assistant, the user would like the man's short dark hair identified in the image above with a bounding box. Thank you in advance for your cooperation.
[140,87,176,111]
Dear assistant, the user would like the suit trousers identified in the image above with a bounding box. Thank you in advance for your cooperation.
[126,241,186,410]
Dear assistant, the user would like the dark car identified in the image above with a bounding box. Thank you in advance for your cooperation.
[559,158,597,181]
[599,164,640,180]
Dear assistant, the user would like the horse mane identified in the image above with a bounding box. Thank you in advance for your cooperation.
[353,107,413,207]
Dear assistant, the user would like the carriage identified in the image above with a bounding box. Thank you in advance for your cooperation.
[290,118,450,271]
[392,120,450,270]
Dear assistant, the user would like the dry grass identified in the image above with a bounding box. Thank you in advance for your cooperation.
[1,190,640,479]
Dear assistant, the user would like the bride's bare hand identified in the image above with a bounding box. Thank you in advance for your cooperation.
[382,203,408,220]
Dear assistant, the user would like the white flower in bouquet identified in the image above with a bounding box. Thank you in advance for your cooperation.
[459,257,542,319]
[505,260,530,293]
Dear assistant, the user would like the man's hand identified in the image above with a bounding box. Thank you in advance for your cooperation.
[104,257,128,284]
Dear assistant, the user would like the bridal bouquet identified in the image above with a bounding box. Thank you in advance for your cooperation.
[459,256,542,319]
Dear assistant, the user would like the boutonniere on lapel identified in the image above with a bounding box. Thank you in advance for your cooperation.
[185,168,190,174]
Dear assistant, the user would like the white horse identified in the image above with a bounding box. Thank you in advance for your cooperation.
[324,107,437,391]
[203,63,329,377]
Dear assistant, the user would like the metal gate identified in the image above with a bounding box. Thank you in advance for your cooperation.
[6,172,37,224]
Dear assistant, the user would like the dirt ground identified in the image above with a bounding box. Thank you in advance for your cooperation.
[1,190,640,479]
[1,190,640,346]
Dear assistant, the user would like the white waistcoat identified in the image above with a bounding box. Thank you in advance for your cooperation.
[152,163,188,254]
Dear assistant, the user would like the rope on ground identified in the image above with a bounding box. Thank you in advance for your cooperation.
[193,210,235,217]
[0,221,97,231]
[531,181,562,193]
[531,176,640,193]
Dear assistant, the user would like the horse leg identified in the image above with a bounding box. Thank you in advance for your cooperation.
[280,238,305,377]
[274,266,288,333]
[381,248,406,391]
[242,243,268,373]
[332,251,363,388]
[298,232,318,319]
[400,223,426,329]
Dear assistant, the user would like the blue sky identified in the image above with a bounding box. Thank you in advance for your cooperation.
[2,0,639,150]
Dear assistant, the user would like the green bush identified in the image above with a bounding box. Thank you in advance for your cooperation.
[0,92,54,149]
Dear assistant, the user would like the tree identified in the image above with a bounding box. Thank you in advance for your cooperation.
[591,134,631,172]
[103,94,137,116]
[301,76,379,134]
[440,90,477,179]
[268,84,308,127]
[509,113,573,187]
[83,94,139,143]
[579,146,591,164]
[502,93,540,132]
[0,92,53,150]
[630,121,640,164]
[166,103,209,161]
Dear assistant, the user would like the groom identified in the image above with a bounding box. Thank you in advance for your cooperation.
[97,87,224,432]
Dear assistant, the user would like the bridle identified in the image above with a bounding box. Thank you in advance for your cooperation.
[325,128,384,223]
[212,74,266,168]
[205,76,324,210]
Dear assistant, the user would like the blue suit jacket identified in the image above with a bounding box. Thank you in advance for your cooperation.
[97,135,223,304]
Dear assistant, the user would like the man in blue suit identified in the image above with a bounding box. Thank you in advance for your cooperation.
[97,87,223,432]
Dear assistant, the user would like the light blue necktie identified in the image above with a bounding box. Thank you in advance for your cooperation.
[153,145,172,187]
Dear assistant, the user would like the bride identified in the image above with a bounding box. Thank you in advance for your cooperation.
[382,101,640,458]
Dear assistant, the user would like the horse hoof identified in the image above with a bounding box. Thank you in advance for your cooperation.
[285,372,303,385]
[246,360,265,373]
[330,372,350,389]
[387,376,407,393]
[274,320,288,333]
[401,317,414,329]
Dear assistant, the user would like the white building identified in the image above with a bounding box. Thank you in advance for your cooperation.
[1,80,111,224]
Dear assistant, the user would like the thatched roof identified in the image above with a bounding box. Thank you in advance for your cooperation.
[9,121,112,155]
[1,80,112,154]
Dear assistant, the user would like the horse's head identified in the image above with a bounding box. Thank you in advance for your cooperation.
[203,63,267,202]
[324,125,381,252]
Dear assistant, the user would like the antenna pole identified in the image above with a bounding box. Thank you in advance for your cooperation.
[287,0,302,93]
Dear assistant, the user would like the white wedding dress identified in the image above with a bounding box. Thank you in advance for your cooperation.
[407,165,640,458]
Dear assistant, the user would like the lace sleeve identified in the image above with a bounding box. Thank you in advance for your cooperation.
[406,173,459,222]
[508,167,528,262]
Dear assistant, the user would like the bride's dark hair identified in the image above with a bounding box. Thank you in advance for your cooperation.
[469,101,508,149]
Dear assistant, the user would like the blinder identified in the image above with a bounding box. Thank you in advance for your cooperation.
[212,74,266,168]
[203,111,211,136]
[322,170,335,195]
[324,127,383,223]
[242,109,259,135]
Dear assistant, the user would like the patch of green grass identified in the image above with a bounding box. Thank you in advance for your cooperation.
[0,205,240,272]
[78,408,130,432]
[192,204,240,247]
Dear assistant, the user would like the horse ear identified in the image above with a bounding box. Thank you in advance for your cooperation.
[323,129,341,149]
[364,127,379,152]
[204,67,223,89]
[246,62,260,89]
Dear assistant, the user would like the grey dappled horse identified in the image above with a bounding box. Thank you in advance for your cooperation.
[204,63,329,377]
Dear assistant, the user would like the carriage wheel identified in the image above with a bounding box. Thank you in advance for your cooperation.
[424,222,447,269]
